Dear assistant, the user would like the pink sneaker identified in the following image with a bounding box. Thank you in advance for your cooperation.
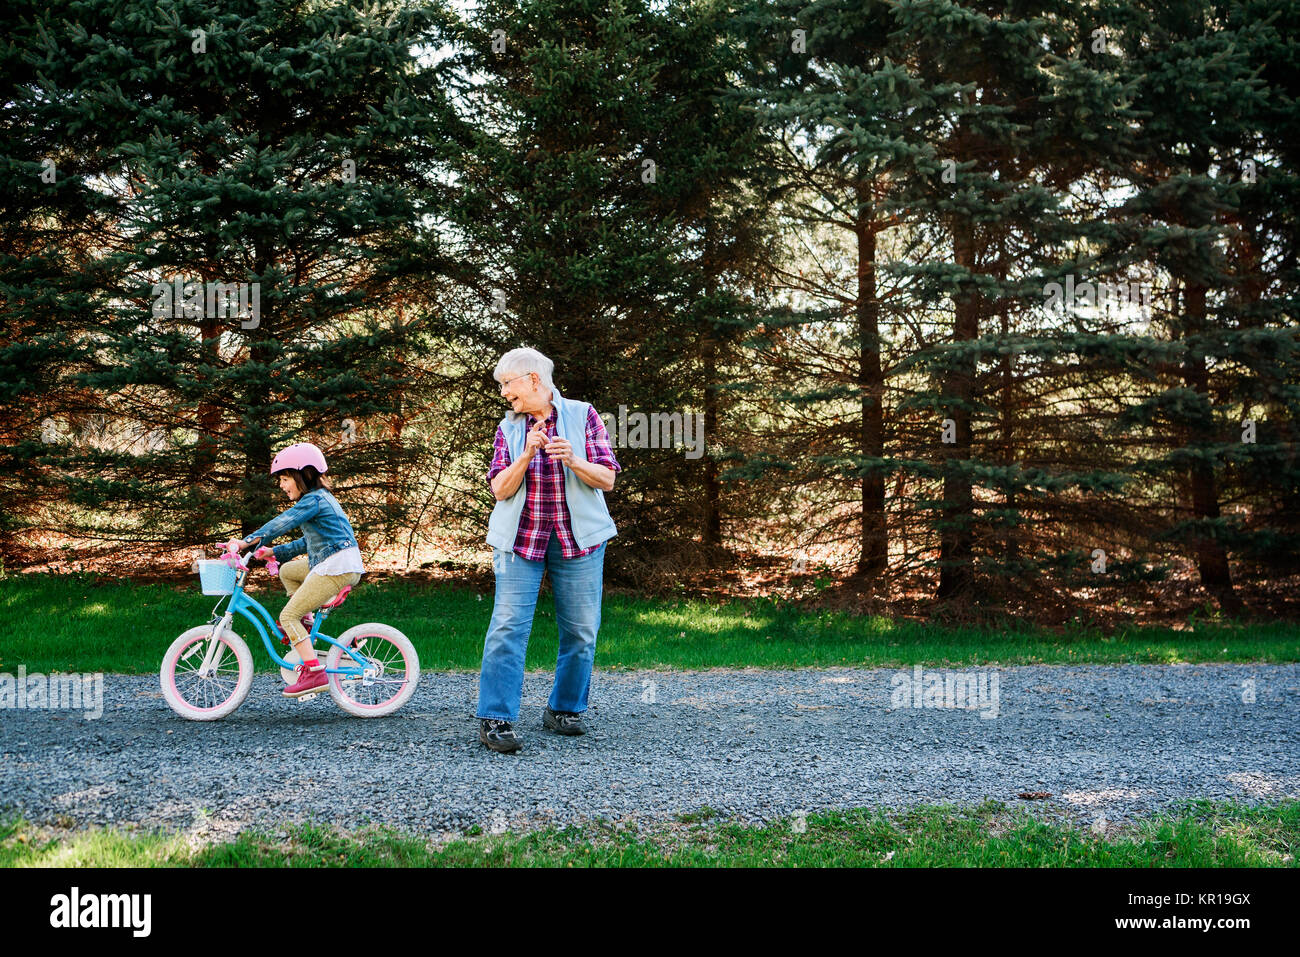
[283,660,328,697]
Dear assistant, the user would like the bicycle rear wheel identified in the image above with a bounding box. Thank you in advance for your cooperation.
[160,626,253,720]
[326,623,419,717]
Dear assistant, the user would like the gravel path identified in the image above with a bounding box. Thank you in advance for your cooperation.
[2,664,1297,839]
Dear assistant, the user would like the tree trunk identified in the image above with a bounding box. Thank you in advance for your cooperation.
[702,218,722,554]
[855,175,887,577]
[937,217,978,599]
[241,255,274,539]
[702,331,722,552]
[187,293,224,545]
[1183,280,1239,612]
[999,298,1018,565]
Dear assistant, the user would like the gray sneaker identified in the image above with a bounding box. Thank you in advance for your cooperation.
[542,707,586,736]
[480,718,521,753]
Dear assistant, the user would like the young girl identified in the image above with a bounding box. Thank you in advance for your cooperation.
[225,442,365,697]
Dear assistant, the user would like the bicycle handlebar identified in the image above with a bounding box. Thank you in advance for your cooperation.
[221,536,263,571]
[218,538,282,577]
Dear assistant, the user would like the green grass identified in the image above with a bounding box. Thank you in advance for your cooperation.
[2,571,1297,674]
[2,800,1295,867]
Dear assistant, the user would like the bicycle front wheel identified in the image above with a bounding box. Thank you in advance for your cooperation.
[160,625,253,720]
[326,623,420,718]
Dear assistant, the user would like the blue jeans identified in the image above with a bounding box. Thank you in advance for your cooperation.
[476,531,606,721]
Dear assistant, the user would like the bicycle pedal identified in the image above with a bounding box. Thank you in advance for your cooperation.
[298,692,321,702]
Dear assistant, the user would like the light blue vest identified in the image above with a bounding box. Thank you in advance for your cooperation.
[486,386,618,552]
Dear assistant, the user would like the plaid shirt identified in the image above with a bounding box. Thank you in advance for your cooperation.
[487,404,622,560]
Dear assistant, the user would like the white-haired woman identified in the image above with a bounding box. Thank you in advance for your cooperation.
[477,347,622,753]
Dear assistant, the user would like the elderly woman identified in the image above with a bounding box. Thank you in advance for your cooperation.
[477,347,622,753]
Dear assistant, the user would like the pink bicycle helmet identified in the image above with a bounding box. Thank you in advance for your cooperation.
[270,442,328,476]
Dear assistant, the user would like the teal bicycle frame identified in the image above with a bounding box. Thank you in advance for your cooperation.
[202,556,370,677]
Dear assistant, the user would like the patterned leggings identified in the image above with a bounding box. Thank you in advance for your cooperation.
[278,556,361,644]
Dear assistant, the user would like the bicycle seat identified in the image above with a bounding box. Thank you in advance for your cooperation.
[320,585,352,610]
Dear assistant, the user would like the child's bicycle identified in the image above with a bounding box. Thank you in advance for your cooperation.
[160,546,419,720]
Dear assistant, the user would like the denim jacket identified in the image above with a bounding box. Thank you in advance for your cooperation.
[243,488,359,569]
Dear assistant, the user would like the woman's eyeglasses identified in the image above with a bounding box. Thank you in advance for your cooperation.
[498,373,532,395]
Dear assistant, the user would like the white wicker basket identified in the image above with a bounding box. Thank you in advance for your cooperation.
[197,559,238,595]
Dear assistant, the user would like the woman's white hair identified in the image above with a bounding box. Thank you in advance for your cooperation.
[493,347,555,393]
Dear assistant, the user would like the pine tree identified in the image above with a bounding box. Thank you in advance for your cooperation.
[734,0,1137,604]
[1,1,135,561]
[4,0,462,554]
[1105,0,1300,611]
[442,0,781,576]
[1226,0,1300,579]
[728,0,907,581]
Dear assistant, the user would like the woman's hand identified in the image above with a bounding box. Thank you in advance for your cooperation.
[543,436,574,467]
[523,417,549,458]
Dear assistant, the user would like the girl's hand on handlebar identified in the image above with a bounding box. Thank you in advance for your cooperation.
[224,538,246,555]
[253,546,275,561]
